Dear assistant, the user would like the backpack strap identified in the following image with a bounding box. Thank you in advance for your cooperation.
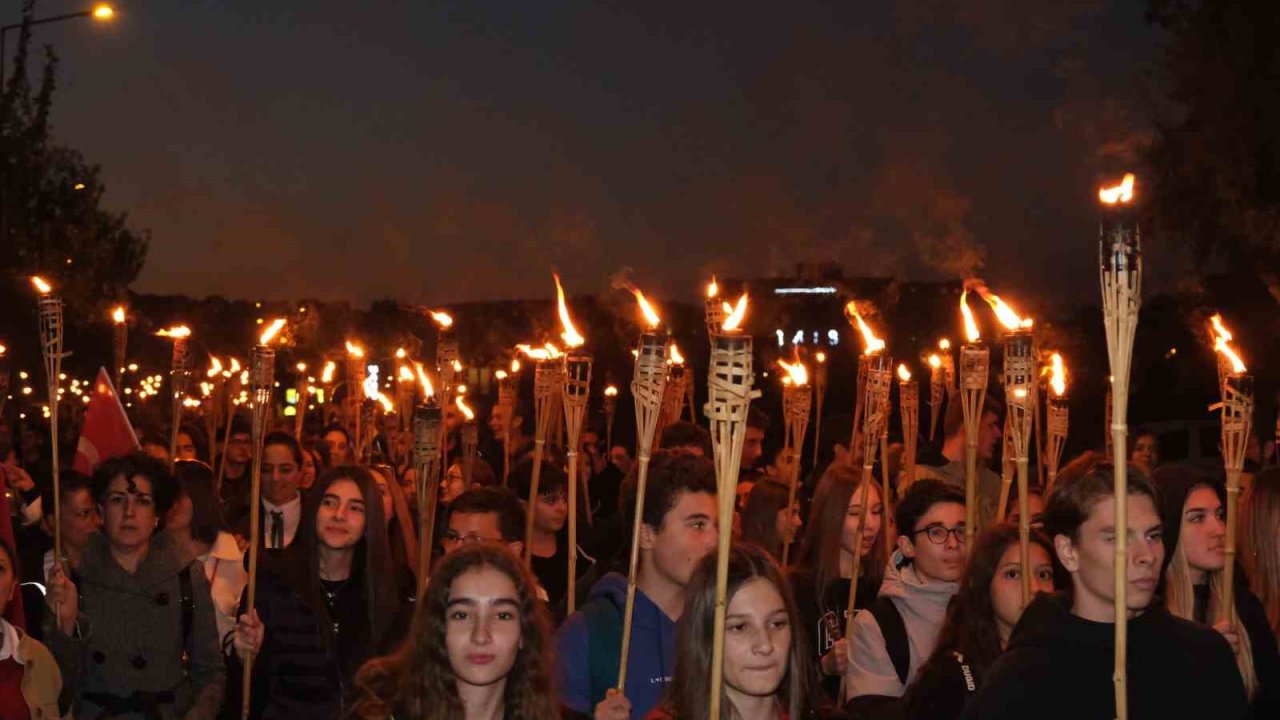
[584,598,623,708]
[868,596,910,687]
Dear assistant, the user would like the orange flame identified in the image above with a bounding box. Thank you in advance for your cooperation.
[296,362,307,373]
[398,365,415,382]
[844,302,885,355]
[207,357,224,378]
[777,359,809,386]
[321,360,336,384]
[228,358,242,375]
[345,341,364,358]
[897,364,912,383]
[1099,173,1136,205]
[632,288,662,329]
[395,347,407,359]
[259,318,286,345]
[455,395,475,421]
[415,362,434,398]
[604,385,618,397]
[30,276,52,294]
[938,338,951,351]
[722,294,749,332]
[111,306,126,324]
[706,276,719,299]
[816,351,826,364]
[510,358,521,373]
[554,274,585,348]
[927,354,942,370]
[516,343,561,361]
[972,283,1032,331]
[430,310,454,328]
[960,290,981,343]
[1049,352,1067,396]
[496,369,509,380]
[0,344,5,357]
[669,342,685,365]
[375,393,395,414]
[156,325,192,339]
[1209,314,1247,373]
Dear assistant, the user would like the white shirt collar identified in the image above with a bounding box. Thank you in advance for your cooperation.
[0,619,23,665]
[262,493,303,548]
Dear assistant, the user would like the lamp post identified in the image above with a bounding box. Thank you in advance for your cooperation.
[1,4,114,87]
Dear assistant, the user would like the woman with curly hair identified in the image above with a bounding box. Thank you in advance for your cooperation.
[900,523,1055,719]
[349,543,559,720]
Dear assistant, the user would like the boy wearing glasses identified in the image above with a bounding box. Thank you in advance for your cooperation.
[845,479,967,703]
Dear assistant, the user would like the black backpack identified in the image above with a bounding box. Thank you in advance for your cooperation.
[867,596,910,686]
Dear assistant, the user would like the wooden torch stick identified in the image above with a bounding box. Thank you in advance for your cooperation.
[162,328,192,467]
[242,319,284,720]
[1003,326,1036,606]
[844,359,891,666]
[562,354,592,614]
[523,357,560,565]
[33,278,66,564]
[778,361,811,567]
[412,398,443,594]
[112,305,127,396]
[705,298,757,720]
[958,317,990,548]
[1217,359,1253,624]
[1099,171,1140,720]
[899,366,919,493]
[812,352,827,468]
[617,330,668,690]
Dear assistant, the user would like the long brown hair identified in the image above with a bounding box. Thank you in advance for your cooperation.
[658,544,822,720]
[740,479,791,561]
[349,544,558,720]
[911,524,1053,687]
[794,463,887,599]
[1240,467,1280,638]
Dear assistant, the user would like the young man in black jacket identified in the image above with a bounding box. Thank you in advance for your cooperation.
[959,457,1248,719]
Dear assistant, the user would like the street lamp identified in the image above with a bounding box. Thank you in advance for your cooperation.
[1,4,115,87]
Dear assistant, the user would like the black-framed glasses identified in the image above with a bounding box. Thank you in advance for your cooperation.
[913,524,967,545]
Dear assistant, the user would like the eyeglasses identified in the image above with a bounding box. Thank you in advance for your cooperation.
[913,524,967,545]
[441,532,502,547]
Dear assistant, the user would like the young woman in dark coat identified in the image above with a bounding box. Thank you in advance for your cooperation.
[1152,464,1280,715]
[231,466,413,719]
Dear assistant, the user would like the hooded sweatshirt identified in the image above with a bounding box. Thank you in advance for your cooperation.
[555,571,676,717]
[845,559,959,700]
[959,592,1248,720]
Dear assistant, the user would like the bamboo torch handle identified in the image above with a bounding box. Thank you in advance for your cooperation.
[1222,471,1241,626]
[241,444,265,719]
[566,449,579,615]
[616,453,651,691]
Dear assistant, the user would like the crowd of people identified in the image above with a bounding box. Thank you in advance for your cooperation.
[0,387,1278,720]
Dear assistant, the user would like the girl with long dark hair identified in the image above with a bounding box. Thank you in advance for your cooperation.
[788,464,887,700]
[166,460,246,644]
[650,544,827,720]
[231,466,412,718]
[901,523,1054,719]
[349,543,559,720]
[739,479,801,563]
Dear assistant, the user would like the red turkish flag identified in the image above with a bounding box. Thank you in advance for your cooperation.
[72,368,140,475]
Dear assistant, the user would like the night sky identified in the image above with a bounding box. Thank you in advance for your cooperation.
[42,1,1162,309]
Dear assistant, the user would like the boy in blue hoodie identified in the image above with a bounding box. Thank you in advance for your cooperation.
[555,450,718,719]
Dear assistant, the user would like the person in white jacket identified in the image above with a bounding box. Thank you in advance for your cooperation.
[845,479,965,704]
[166,460,247,643]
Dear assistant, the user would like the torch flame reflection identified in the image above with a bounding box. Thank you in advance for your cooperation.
[455,396,475,421]
[844,302,886,355]
[669,342,685,365]
[972,283,1032,331]
[960,291,981,343]
[259,318,286,345]
[632,288,662,329]
[722,294,749,332]
[156,325,192,339]
[1049,352,1067,397]
[778,359,809,387]
[554,274,585,348]
[1098,173,1136,205]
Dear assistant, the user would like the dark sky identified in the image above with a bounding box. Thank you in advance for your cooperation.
[42,0,1163,309]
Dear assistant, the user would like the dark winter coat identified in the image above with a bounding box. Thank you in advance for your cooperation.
[46,531,225,720]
